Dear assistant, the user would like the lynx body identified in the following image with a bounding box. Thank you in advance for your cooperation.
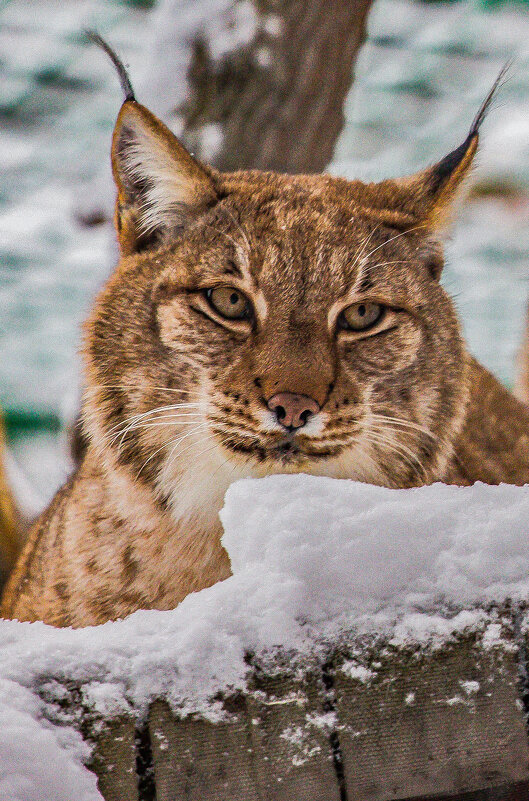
[3,55,529,626]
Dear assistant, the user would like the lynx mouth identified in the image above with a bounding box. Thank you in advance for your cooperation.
[218,432,344,464]
[269,439,309,465]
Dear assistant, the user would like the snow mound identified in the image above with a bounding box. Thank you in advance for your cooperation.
[1,475,529,799]
[223,475,529,620]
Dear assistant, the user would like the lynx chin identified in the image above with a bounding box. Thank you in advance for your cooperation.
[2,48,528,627]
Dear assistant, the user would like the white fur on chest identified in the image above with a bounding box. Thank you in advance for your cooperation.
[159,432,258,532]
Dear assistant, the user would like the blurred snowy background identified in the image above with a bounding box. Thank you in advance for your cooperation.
[2,0,529,506]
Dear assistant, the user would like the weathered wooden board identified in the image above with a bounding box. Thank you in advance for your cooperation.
[148,670,342,801]
[397,779,529,800]
[89,717,139,801]
[333,632,529,801]
[149,697,261,801]
[245,668,341,801]
[84,620,529,801]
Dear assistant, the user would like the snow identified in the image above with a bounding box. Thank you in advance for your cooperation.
[222,477,529,617]
[0,681,97,801]
[341,663,375,683]
[1,475,529,795]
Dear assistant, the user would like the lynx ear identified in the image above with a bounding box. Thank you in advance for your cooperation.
[111,101,218,255]
[394,64,509,231]
[361,64,509,244]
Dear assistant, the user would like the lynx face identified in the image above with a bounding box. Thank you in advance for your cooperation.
[150,179,465,493]
[82,86,482,527]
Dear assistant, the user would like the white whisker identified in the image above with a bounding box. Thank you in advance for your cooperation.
[362,429,424,476]
[361,225,425,263]
[93,383,193,396]
[162,423,210,475]
[138,422,208,479]
[107,403,202,446]
[222,206,252,255]
[351,225,380,272]
[157,423,210,480]
[370,414,436,440]
[114,416,204,442]
[108,402,202,432]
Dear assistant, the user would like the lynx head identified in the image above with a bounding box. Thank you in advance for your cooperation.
[83,40,504,526]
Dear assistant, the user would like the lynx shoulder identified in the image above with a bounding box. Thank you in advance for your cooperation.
[3,51,527,626]
[0,414,19,586]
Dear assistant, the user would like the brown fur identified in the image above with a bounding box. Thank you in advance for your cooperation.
[0,413,19,585]
[4,75,529,627]
[514,307,529,404]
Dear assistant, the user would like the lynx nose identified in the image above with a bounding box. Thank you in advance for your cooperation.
[267,392,320,430]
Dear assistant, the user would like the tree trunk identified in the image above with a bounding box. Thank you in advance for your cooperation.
[177,0,373,173]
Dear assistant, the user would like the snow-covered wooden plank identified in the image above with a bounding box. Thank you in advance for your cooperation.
[333,628,529,800]
[84,629,529,800]
[89,717,138,801]
[245,668,341,800]
[148,698,260,801]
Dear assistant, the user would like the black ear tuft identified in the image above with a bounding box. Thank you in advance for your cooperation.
[467,60,512,140]
[432,61,511,191]
[85,30,136,103]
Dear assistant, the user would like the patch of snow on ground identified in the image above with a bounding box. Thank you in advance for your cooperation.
[0,680,99,801]
[1,475,529,793]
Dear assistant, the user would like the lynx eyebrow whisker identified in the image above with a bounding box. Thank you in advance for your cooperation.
[350,225,380,273]
[355,224,380,260]
[350,224,424,291]
[362,259,410,276]
[203,223,245,263]
[221,205,252,255]
[362,224,426,264]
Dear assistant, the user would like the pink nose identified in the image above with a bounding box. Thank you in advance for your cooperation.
[267,392,320,430]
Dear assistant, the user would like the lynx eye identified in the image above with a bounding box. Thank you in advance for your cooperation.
[339,302,384,332]
[205,286,252,320]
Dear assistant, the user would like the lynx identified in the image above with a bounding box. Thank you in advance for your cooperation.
[0,414,18,585]
[3,45,528,627]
